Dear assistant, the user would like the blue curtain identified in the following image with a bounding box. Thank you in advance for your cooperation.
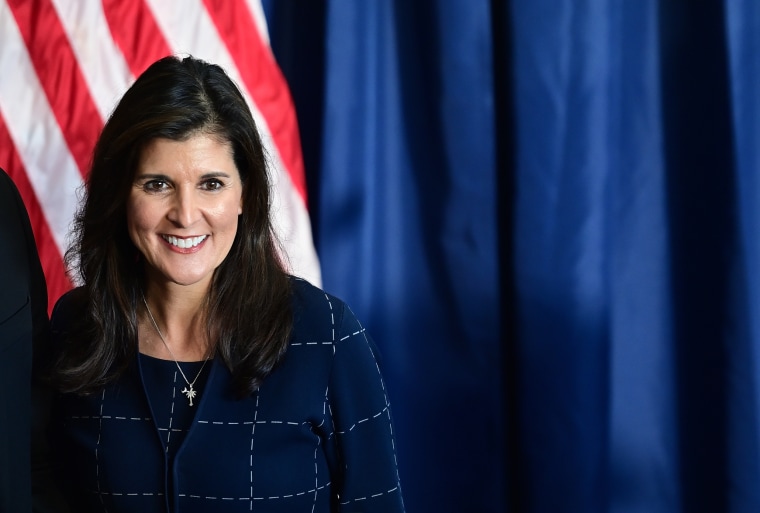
[263,1,760,512]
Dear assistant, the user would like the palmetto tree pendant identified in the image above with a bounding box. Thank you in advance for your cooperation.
[182,385,198,406]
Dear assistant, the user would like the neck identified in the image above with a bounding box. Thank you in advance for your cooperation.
[140,283,211,362]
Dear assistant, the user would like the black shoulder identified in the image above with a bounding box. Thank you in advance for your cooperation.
[50,287,87,337]
[0,168,18,201]
[0,169,32,230]
[290,275,328,301]
[289,276,350,313]
[289,276,359,345]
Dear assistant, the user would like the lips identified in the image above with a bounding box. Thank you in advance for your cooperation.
[161,234,207,249]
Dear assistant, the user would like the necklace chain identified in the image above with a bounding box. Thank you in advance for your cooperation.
[141,294,209,406]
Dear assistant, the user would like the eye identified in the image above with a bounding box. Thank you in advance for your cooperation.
[201,178,225,191]
[142,179,170,192]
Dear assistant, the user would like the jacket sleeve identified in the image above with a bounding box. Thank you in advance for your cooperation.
[326,302,405,512]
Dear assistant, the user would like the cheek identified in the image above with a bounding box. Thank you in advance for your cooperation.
[219,209,242,236]
[126,199,152,244]
[211,198,244,228]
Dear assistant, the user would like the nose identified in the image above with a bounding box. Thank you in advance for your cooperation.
[167,187,199,227]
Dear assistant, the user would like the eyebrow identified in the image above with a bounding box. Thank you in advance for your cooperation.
[134,171,233,180]
[135,173,168,180]
[200,172,233,179]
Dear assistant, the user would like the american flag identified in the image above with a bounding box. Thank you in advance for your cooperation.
[0,0,321,312]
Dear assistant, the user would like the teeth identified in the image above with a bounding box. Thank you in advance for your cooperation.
[162,235,207,249]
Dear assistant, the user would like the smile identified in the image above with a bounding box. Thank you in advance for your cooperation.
[161,234,208,249]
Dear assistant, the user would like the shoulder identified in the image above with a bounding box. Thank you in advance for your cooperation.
[50,286,87,335]
[0,168,19,203]
[287,278,382,370]
[0,169,30,246]
[289,276,345,312]
[0,169,29,226]
[288,276,361,345]
[0,170,43,323]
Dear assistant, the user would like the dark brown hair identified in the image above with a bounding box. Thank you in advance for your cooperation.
[55,55,292,397]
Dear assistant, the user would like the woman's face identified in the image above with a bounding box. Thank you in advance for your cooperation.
[127,133,243,291]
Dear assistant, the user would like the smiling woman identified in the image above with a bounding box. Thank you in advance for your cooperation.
[38,55,405,513]
[127,135,243,294]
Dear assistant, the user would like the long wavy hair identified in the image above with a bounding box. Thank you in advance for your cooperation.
[55,55,293,397]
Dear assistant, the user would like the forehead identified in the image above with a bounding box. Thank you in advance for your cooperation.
[137,134,238,177]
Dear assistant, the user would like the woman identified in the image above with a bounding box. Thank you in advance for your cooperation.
[46,55,404,512]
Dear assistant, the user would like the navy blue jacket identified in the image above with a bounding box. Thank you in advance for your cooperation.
[0,168,41,513]
[50,278,405,512]
[0,169,63,513]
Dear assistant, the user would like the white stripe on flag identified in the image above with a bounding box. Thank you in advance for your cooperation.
[243,0,271,47]
[50,0,134,119]
[0,2,82,254]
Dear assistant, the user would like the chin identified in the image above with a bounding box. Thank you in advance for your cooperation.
[165,272,214,287]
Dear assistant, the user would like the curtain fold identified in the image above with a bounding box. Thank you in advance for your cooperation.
[266,1,504,512]
[725,1,760,511]
[266,0,760,511]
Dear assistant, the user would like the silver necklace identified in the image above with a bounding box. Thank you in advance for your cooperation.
[142,295,210,406]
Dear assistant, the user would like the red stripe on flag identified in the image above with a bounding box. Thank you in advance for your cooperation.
[203,0,308,205]
[7,0,102,178]
[0,114,72,313]
[102,0,172,78]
